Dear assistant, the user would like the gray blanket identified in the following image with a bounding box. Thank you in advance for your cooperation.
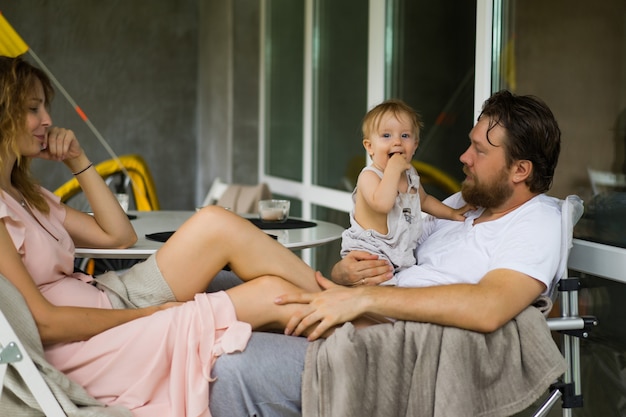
[0,275,131,417]
[302,304,566,417]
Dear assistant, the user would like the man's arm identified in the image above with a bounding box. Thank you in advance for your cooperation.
[362,268,545,331]
[278,268,545,340]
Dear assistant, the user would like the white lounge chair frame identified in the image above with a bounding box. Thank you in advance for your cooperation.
[0,312,66,416]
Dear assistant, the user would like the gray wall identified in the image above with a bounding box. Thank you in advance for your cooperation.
[2,0,260,210]
[197,0,260,200]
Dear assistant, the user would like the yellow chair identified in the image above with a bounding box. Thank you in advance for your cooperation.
[54,154,160,211]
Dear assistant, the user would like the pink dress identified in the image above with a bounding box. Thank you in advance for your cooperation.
[0,188,251,417]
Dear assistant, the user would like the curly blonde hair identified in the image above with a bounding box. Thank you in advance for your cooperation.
[0,56,54,213]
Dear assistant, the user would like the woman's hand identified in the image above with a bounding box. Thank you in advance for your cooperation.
[275,272,370,341]
[331,251,393,286]
[38,127,83,162]
[48,126,137,249]
[37,127,94,175]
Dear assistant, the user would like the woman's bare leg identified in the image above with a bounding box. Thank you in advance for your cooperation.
[155,206,321,301]
[226,275,385,335]
[226,275,308,331]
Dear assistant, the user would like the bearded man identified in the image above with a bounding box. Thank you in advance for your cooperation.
[210,90,564,416]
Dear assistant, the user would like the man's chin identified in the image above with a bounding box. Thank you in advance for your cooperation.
[461,184,485,207]
[462,185,513,209]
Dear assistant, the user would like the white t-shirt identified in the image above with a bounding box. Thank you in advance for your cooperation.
[395,192,562,295]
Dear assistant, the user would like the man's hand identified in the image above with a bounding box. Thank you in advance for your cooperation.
[331,251,393,286]
[275,272,370,340]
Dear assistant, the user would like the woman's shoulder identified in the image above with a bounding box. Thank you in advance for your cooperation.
[38,187,62,204]
[38,187,65,221]
[0,190,20,219]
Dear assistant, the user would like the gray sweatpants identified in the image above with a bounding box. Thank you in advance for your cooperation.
[209,330,308,416]
[206,271,308,416]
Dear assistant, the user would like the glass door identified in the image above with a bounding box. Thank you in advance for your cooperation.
[261,0,481,271]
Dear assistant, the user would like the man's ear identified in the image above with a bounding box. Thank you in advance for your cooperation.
[513,160,532,184]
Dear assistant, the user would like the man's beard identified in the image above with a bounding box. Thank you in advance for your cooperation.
[461,167,513,208]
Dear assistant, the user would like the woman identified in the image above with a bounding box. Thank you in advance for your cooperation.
[0,55,321,416]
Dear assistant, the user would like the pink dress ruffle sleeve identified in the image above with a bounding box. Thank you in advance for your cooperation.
[0,188,251,417]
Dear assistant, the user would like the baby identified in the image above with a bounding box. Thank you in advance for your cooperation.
[341,99,471,285]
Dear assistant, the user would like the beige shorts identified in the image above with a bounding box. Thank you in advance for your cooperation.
[94,254,176,309]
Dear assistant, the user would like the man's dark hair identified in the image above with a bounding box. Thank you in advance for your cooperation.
[479,90,561,193]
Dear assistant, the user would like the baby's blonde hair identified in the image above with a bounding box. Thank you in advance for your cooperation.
[361,99,424,142]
